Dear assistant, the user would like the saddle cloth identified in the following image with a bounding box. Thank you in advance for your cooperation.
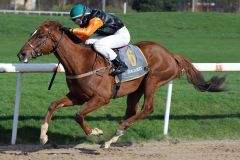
[115,44,148,82]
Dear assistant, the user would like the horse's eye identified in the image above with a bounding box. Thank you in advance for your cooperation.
[38,35,44,39]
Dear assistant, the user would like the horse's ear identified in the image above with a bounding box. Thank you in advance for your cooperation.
[42,20,62,30]
[42,20,51,27]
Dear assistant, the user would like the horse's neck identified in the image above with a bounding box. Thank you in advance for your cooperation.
[54,37,97,76]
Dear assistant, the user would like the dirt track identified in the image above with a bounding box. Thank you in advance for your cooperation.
[1,140,240,160]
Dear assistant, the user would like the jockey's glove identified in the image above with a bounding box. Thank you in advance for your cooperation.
[61,27,72,34]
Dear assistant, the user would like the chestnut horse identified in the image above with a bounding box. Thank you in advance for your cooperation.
[17,21,226,148]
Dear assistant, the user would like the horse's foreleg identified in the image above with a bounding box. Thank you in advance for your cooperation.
[75,96,108,136]
[40,95,74,145]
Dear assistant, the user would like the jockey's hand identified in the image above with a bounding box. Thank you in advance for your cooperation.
[61,27,71,34]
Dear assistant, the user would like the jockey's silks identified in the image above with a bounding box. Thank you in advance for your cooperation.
[70,17,103,41]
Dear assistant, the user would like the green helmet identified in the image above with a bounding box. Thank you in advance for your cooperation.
[70,4,90,19]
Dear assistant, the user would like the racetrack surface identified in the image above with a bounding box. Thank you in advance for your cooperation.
[1,140,240,160]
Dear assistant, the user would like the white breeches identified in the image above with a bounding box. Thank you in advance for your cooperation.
[85,26,130,61]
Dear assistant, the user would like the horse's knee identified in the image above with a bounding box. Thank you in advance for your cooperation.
[48,101,63,112]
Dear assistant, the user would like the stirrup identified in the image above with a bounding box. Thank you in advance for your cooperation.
[110,66,127,76]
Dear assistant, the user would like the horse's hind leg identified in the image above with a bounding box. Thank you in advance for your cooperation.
[40,94,78,145]
[103,80,157,148]
[101,89,143,148]
[124,86,144,120]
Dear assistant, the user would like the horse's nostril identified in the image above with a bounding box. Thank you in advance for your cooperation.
[17,52,27,61]
[21,52,26,57]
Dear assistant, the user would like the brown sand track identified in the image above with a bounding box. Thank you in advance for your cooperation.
[1,140,240,160]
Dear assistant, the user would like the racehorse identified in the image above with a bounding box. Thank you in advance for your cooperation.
[17,21,226,148]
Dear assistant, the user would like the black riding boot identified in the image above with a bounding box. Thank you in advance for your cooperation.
[111,57,128,75]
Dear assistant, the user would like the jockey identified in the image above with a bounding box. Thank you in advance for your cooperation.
[68,3,130,75]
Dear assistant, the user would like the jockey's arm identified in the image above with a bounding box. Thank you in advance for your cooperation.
[70,17,103,41]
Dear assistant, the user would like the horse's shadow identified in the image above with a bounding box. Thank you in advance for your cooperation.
[0,125,92,154]
[1,113,240,122]
[0,125,132,155]
[0,125,92,144]
[0,123,133,153]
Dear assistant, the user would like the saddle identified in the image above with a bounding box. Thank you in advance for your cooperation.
[111,44,149,98]
[88,44,149,98]
[113,44,148,82]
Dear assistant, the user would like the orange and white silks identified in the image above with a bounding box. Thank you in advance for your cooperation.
[70,17,103,41]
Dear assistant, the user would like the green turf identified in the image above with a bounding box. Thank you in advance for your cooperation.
[0,12,240,145]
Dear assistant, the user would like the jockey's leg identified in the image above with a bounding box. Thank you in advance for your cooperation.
[85,35,104,45]
[93,26,130,75]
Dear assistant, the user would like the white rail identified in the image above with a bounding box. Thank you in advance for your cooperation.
[0,10,69,16]
[1,63,240,144]
[0,63,65,72]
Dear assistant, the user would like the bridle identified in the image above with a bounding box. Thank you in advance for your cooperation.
[26,26,108,90]
[27,28,65,58]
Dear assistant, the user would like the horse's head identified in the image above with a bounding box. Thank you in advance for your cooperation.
[17,21,64,63]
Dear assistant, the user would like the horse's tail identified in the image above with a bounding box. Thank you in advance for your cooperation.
[173,54,226,92]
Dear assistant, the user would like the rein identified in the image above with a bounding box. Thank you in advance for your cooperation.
[49,30,109,88]
[66,66,109,79]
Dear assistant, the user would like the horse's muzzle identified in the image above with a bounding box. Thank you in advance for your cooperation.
[17,51,32,63]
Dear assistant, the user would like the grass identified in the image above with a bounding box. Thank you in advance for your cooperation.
[0,12,240,145]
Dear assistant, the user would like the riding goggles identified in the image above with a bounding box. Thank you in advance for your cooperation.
[72,18,82,25]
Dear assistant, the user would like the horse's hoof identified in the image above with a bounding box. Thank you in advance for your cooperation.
[40,135,48,145]
[90,128,103,136]
[100,142,111,149]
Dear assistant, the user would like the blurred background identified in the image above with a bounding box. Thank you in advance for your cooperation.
[0,0,240,13]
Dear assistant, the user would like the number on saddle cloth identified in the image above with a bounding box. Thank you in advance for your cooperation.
[115,44,149,82]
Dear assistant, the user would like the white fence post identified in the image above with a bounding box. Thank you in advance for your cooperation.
[163,81,173,135]
[123,1,127,14]
[102,0,106,12]
[11,72,23,145]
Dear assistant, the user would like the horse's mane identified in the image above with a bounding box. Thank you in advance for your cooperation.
[64,30,82,44]
[42,20,82,44]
